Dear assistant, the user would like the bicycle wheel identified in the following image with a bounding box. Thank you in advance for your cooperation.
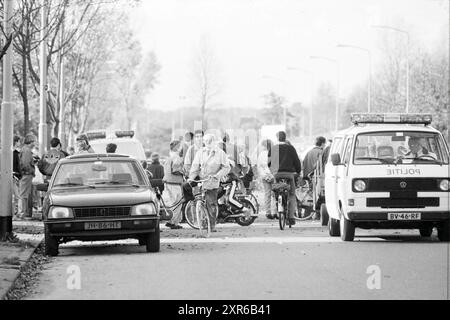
[278,196,287,230]
[195,200,211,237]
[184,200,199,229]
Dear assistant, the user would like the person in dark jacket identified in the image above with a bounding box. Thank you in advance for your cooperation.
[148,153,165,193]
[268,131,302,224]
[18,134,38,219]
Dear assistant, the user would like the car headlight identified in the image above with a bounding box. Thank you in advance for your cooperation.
[131,203,158,216]
[48,207,73,219]
[353,180,367,192]
[439,179,449,191]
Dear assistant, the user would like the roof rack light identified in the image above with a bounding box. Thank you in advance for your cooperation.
[86,131,107,140]
[351,113,432,125]
[115,130,135,138]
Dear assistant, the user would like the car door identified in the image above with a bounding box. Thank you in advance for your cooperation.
[325,136,344,218]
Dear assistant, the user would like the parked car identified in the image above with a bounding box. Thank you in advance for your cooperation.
[38,153,160,256]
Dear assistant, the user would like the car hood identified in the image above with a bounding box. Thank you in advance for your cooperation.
[49,187,155,207]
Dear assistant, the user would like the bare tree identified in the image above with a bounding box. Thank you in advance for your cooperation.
[190,36,222,130]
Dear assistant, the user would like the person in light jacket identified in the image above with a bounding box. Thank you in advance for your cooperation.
[189,134,231,232]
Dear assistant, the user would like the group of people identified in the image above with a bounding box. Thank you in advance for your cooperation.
[156,129,331,232]
[9,133,102,225]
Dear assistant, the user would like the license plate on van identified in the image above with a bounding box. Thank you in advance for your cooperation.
[388,213,421,221]
[84,222,122,230]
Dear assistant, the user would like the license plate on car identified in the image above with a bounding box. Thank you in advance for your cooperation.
[84,222,122,230]
[388,213,421,221]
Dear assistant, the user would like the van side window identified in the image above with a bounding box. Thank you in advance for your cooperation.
[331,137,342,156]
[343,138,354,164]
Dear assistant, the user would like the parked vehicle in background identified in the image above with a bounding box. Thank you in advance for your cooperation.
[324,113,450,242]
[86,130,148,168]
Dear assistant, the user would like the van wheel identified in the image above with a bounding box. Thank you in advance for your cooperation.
[146,224,161,252]
[419,227,433,238]
[44,225,59,257]
[328,217,340,237]
[340,215,355,242]
[320,204,329,226]
[437,220,450,242]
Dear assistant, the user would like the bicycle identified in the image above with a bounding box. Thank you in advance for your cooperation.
[187,177,214,238]
[272,178,292,230]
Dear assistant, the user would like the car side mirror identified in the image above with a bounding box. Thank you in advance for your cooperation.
[141,161,148,170]
[331,153,342,166]
[37,183,49,192]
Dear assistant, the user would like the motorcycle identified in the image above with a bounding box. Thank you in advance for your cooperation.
[216,179,258,226]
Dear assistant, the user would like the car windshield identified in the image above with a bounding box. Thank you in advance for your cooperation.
[89,140,146,160]
[354,131,449,165]
[52,160,146,188]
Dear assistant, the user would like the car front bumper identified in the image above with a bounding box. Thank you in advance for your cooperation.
[45,217,159,239]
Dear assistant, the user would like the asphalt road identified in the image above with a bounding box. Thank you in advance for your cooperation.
[27,219,450,300]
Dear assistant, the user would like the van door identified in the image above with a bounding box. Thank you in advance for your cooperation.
[325,136,344,219]
[336,136,353,215]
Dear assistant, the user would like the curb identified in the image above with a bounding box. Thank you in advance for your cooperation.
[0,235,44,300]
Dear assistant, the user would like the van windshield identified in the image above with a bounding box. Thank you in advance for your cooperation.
[354,131,449,165]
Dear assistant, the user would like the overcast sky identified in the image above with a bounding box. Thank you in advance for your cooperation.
[129,0,449,111]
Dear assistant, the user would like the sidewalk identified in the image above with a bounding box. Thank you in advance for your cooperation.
[0,221,44,300]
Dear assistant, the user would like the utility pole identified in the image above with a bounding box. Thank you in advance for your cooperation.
[58,11,66,148]
[0,0,14,240]
[39,0,48,157]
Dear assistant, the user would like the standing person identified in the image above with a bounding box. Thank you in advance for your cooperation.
[148,152,165,194]
[12,136,22,219]
[106,143,117,154]
[184,130,204,175]
[257,139,276,219]
[75,134,95,154]
[189,134,231,232]
[181,132,194,160]
[163,140,185,229]
[269,131,302,225]
[303,136,327,180]
[18,134,38,220]
[38,137,69,181]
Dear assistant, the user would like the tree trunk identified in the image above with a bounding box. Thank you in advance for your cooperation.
[22,50,30,136]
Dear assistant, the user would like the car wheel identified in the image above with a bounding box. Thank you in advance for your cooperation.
[340,215,355,242]
[438,220,450,242]
[44,224,59,257]
[320,203,329,227]
[419,226,433,238]
[146,223,161,252]
[328,217,340,237]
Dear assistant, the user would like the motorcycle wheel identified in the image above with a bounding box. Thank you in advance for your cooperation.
[236,199,257,227]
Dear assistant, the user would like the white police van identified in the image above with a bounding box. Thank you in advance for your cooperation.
[86,130,148,168]
[323,114,449,242]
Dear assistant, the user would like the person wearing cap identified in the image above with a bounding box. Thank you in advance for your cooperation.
[76,134,95,154]
[148,153,165,194]
[405,137,437,160]
[17,134,38,220]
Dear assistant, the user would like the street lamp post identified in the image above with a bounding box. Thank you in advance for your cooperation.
[310,56,340,132]
[261,75,288,131]
[0,0,14,240]
[337,44,372,113]
[372,25,410,113]
[287,67,314,140]
[39,0,48,156]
